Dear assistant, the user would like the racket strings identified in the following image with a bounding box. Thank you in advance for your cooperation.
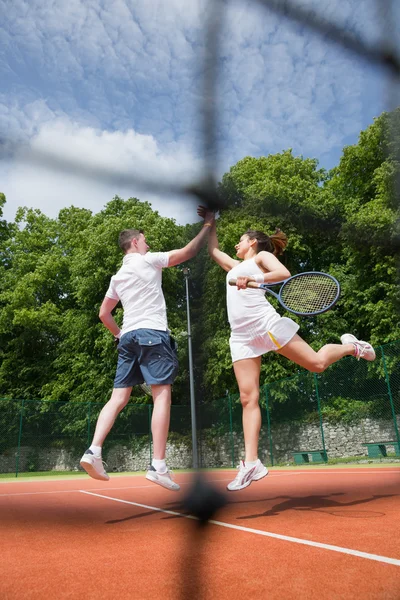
[280,275,338,313]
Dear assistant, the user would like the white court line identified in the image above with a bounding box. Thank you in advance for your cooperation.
[0,479,230,498]
[0,479,198,498]
[0,485,156,497]
[0,470,399,497]
[0,474,300,497]
[79,490,400,567]
[265,471,400,476]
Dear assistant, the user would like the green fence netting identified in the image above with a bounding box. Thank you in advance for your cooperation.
[1,341,399,476]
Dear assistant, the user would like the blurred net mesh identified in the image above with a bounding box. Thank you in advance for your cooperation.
[1,0,400,477]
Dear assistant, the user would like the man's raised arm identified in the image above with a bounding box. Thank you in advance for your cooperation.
[167,209,214,267]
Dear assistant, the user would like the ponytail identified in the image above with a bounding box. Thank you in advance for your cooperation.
[245,228,288,256]
[269,228,288,256]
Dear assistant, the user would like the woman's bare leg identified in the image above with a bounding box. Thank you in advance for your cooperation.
[233,356,262,462]
[277,334,355,373]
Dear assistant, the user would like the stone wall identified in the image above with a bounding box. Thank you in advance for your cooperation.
[0,446,79,474]
[0,442,194,474]
[1,416,399,473]
[266,415,400,464]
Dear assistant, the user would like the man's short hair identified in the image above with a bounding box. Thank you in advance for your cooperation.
[118,229,144,254]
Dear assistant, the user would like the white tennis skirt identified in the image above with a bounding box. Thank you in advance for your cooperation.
[229,315,299,363]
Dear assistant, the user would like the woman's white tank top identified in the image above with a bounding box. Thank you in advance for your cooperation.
[226,258,278,332]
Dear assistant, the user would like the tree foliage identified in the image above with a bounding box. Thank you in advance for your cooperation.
[0,109,399,407]
[198,109,400,397]
[0,197,190,403]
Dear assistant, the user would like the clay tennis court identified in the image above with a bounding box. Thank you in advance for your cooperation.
[1,466,399,599]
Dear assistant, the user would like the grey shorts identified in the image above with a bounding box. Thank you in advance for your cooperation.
[114,329,179,388]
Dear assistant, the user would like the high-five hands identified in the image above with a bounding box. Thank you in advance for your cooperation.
[197,205,215,226]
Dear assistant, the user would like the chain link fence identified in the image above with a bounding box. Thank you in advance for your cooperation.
[1,340,399,476]
[263,342,400,465]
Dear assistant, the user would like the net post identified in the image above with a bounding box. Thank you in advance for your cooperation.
[313,373,327,459]
[381,345,400,447]
[16,399,24,478]
[86,401,91,447]
[265,384,274,466]
[183,269,198,469]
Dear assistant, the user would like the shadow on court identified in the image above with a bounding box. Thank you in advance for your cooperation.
[236,493,398,519]
[104,493,398,525]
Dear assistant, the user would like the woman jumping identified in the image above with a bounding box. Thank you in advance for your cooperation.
[204,215,375,492]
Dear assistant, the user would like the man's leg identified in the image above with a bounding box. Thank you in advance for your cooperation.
[146,383,180,491]
[92,387,132,447]
[80,387,132,481]
[150,384,171,460]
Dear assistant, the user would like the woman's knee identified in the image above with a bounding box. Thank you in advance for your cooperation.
[308,360,326,374]
[240,390,260,408]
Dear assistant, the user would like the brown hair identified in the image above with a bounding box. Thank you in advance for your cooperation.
[245,228,288,256]
[118,229,144,254]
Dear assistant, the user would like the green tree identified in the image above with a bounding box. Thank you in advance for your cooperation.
[0,196,192,404]
[1,108,399,414]
[325,109,400,345]
[198,111,400,399]
[0,204,63,398]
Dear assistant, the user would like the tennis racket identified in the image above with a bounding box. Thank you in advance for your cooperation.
[228,271,340,316]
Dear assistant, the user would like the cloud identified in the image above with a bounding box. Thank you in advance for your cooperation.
[0,0,395,223]
[1,115,203,224]
[218,0,369,163]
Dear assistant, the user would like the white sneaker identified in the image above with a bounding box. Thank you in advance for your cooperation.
[80,450,110,481]
[340,334,376,361]
[227,459,268,492]
[146,466,180,491]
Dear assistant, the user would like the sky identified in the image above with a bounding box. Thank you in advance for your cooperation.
[0,0,399,225]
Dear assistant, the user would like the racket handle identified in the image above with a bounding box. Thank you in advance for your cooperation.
[228,279,261,289]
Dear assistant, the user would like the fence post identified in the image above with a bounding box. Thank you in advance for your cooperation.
[313,374,327,459]
[381,346,400,446]
[265,385,274,466]
[15,399,25,478]
[148,404,152,465]
[228,393,235,468]
[86,401,92,447]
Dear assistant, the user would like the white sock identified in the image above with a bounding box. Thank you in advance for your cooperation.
[152,458,167,473]
[244,460,258,468]
[89,445,102,457]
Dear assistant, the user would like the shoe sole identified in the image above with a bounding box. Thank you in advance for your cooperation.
[227,468,269,492]
[340,334,357,345]
[80,459,110,481]
[146,472,180,491]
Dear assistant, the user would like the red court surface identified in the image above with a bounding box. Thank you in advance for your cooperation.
[1,467,400,599]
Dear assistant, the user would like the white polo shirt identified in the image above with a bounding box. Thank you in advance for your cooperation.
[105,252,170,335]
